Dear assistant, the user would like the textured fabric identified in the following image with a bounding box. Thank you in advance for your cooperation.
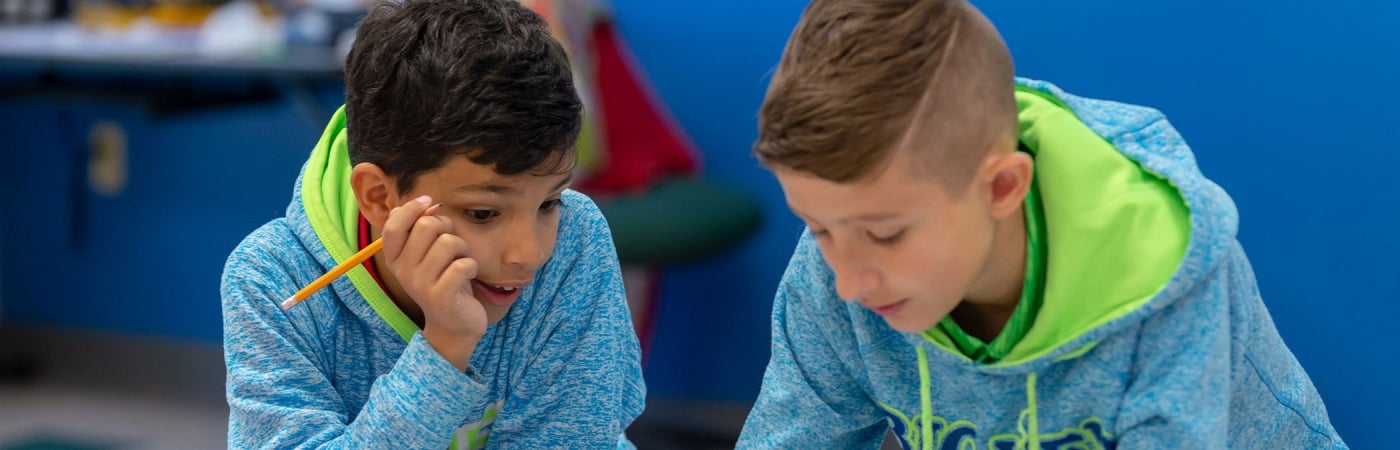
[923,88,1193,368]
[221,110,646,449]
[737,79,1346,449]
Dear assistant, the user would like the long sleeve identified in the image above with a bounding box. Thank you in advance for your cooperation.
[1112,260,1232,448]
[737,235,887,449]
[1115,241,1347,448]
[222,234,485,449]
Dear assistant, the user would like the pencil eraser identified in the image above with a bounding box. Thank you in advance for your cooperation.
[280,297,298,310]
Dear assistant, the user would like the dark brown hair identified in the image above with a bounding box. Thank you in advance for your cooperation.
[344,0,580,193]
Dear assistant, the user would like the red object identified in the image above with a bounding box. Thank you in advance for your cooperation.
[358,215,393,300]
[576,21,697,194]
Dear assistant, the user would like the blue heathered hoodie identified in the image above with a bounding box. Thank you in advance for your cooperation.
[220,107,645,449]
[737,79,1346,449]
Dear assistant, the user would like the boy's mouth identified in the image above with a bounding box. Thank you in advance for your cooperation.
[479,282,518,293]
[865,298,909,317]
[473,280,526,307]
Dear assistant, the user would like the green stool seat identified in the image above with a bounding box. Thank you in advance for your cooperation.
[595,177,762,266]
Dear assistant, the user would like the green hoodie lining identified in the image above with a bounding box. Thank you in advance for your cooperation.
[920,87,1191,368]
[301,106,421,342]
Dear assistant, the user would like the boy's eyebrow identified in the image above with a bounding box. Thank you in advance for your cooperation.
[838,212,900,225]
[454,175,573,195]
[550,175,573,193]
[457,183,516,195]
[789,208,900,226]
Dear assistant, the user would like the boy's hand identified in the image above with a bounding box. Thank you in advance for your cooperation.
[381,195,486,372]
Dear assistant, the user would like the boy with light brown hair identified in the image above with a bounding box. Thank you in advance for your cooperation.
[737,0,1346,448]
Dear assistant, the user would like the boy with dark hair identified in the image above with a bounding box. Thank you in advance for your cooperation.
[221,0,644,447]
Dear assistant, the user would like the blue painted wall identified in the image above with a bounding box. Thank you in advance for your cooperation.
[606,0,810,405]
[611,0,1394,447]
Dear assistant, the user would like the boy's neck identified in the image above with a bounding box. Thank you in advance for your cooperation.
[954,206,1028,342]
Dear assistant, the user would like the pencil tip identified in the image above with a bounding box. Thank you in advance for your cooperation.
[280,297,298,310]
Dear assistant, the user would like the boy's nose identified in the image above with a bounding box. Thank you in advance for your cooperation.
[829,257,881,302]
[503,233,545,272]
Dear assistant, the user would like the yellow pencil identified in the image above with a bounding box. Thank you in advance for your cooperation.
[280,202,440,310]
[280,238,383,310]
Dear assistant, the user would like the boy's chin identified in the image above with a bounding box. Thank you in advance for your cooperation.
[482,303,513,325]
[882,315,939,334]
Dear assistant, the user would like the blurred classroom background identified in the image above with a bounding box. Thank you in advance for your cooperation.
[1,0,1395,449]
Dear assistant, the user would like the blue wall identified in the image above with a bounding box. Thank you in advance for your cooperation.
[612,0,1394,447]
[607,0,810,405]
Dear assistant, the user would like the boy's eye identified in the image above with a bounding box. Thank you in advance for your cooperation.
[465,209,499,222]
[540,198,564,212]
[868,229,906,246]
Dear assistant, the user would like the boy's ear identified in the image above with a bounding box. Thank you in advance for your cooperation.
[350,162,400,227]
[979,149,1033,220]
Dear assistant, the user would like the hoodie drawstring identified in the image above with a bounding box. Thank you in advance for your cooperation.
[916,346,1042,450]
[1017,372,1041,450]
[917,346,934,450]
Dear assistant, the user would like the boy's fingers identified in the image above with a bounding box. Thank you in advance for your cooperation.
[434,257,479,301]
[397,215,452,269]
[420,233,470,283]
[381,195,433,263]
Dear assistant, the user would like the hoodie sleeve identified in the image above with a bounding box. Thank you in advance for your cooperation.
[1113,255,1232,449]
[482,193,646,449]
[1116,241,1345,448]
[221,223,484,449]
[737,234,888,449]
